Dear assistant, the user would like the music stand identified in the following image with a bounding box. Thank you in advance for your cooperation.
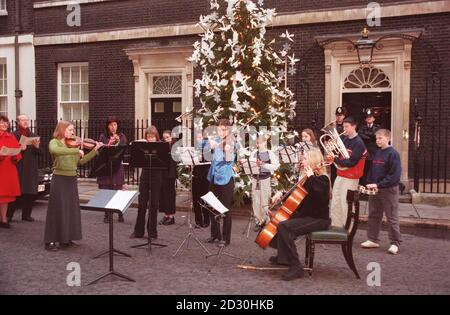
[89,145,127,180]
[172,148,211,257]
[241,158,261,238]
[278,145,299,165]
[81,189,139,285]
[87,145,130,260]
[199,192,241,272]
[129,141,169,253]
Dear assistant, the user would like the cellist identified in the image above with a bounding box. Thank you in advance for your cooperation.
[269,149,331,281]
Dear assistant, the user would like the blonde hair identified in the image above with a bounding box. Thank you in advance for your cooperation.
[376,129,391,139]
[305,149,328,176]
[53,121,73,140]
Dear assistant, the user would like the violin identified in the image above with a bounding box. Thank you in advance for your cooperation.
[255,157,333,249]
[66,136,99,150]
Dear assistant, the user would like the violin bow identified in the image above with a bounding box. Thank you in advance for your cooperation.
[80,120,85,150]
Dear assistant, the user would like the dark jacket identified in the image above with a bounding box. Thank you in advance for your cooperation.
[358,123,381,159]
[12,130,41,195]
[367,146,401,188]
[96,133,127,188]
[292,175,330,220]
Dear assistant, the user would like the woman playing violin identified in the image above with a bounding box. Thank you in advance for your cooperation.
[269,149,331,281]
[44,121,101,251]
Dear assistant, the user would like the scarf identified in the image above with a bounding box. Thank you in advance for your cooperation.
[18,126,30,137]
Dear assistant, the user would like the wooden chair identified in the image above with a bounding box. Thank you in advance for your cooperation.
[305,190,360,279]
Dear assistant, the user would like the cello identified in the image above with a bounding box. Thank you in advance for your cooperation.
[255,157,332,249]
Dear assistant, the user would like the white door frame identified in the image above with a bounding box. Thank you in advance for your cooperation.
[126,46,194,145]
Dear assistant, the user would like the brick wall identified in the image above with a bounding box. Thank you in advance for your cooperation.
[33,0,209,34]
[0,0,34,35]
[31,0,426,35]
[35,40,135,121]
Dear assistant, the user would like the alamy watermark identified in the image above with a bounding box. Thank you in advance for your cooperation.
[67,2,81,27]
[66,262,81,287]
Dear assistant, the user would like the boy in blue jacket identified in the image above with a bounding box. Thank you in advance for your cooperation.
[361,129,402,255]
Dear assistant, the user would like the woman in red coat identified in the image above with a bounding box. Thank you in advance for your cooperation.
[0,115,22,228]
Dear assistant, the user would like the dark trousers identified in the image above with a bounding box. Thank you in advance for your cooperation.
[134,176,162,238]
[159,177,176,215]
[271,217,331,268]
[192,175,210,227]
[209,180,234,244]
[7,194,36,220]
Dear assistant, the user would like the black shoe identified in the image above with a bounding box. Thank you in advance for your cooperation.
[6,217,13,224]
[159,216,168,225]
[22,217,35,222]
[60,241,79,249]
[0,222,11,229]
[45,242,59,252]
[281,266,304,281]
[201,223,210,228]
[217,240,227,247]
[129,232,145,239]
[118,214,124,223]
[269,256,289,266]
[162,217,175,225]
[205,236,219,243]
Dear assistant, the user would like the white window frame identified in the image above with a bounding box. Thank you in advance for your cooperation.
[150,74,183,99]
[0,60,7,117]
[57,62,89,121]
[0,0,7,16]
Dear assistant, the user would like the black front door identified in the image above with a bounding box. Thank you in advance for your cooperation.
[151,98,182,134]
[342,92,392,130]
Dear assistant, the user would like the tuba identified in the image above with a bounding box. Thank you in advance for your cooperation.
[319,121,349,171]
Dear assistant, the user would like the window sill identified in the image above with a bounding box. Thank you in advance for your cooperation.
[0,11,8,16]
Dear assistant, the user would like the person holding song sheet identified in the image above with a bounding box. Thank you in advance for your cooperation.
[7,114,41,223]
[0,115,22,229]
[205,119,237,246]
[44,121,101,251]
[97,116,127,223]
[246,135,279,231]
[130,126,163,240]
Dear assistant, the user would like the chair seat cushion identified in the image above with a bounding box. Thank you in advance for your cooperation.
[310,226,348,241]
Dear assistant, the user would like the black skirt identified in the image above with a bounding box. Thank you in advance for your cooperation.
[44,175,81,244]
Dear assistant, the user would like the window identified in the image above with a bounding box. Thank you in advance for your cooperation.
[0,0,7,15]
[58,63,89,121]
[343,66,391,89]
[173,101,182,113]
[0,62,7,117]
[153,75,182,96]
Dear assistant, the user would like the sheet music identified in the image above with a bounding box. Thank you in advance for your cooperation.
[242,160,260,175]
[0,146,21,156]
[105,190,139,212]
[279,146,299,164]
[86,189,139,214]
[19,135,40,146]
[178,147,210,166]
[201,192,229,214]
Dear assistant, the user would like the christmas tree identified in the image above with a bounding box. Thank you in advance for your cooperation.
[189,0,299,205]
